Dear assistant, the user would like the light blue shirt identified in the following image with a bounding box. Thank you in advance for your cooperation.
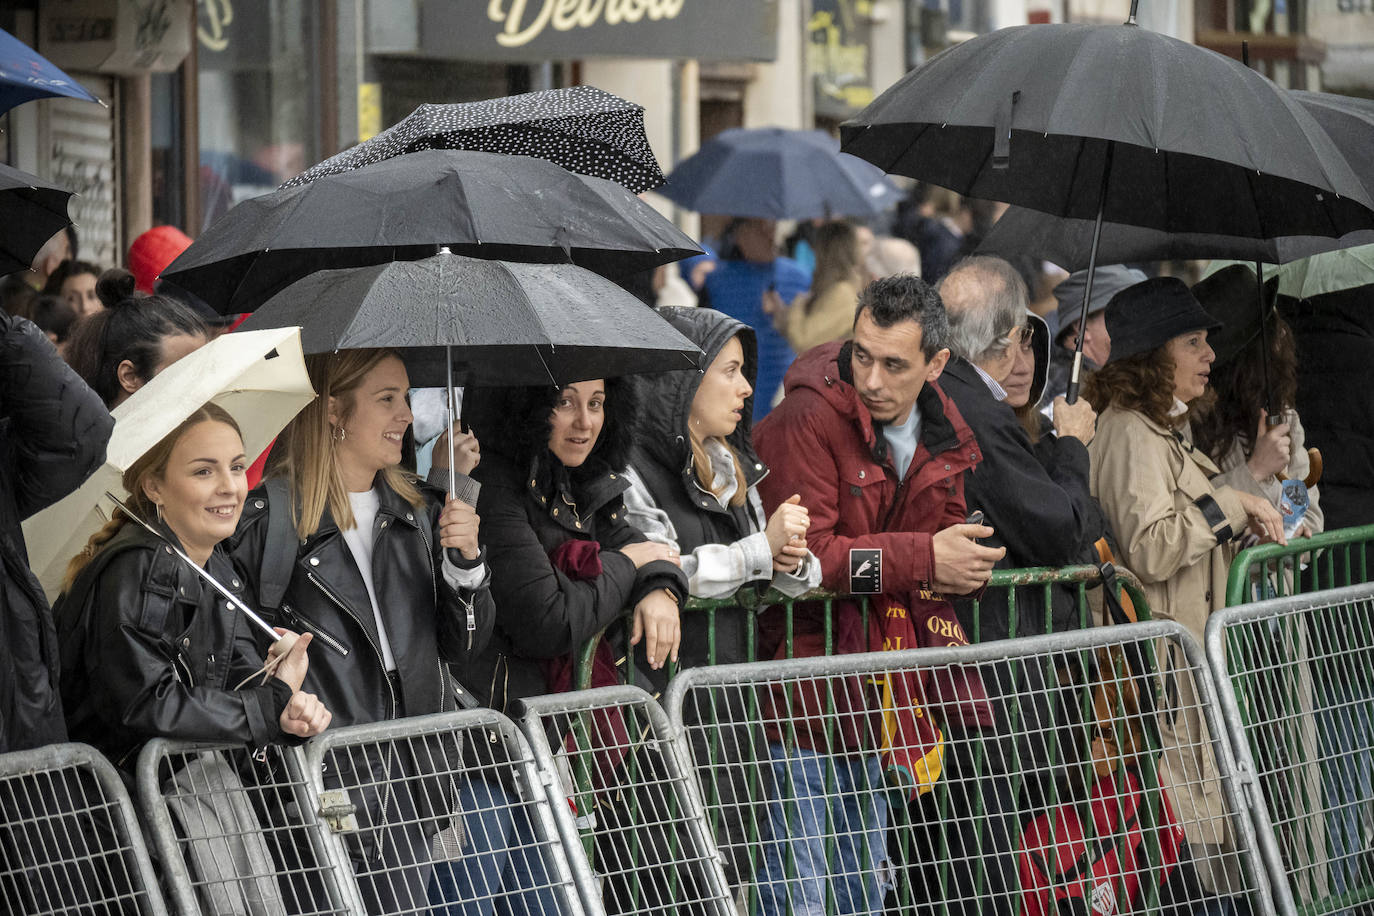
[881,403,923,480]
[972,362,1008,401]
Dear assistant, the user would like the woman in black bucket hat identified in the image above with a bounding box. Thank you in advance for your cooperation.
[1082,275,1285,903]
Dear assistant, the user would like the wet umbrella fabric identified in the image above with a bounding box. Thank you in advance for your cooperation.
[841,23,1374,239]
[233,252,704,388]
[660,127,902,220]
[0,163,74,276]
[162,149,701,315]
[0,27,100,114]
[282,85,664,194]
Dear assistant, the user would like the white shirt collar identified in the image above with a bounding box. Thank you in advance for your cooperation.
[971,361,1008,402]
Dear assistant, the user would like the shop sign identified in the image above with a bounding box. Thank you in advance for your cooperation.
[39,0,192,74]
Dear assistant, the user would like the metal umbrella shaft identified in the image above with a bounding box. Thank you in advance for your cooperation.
[1066,142,1116,405]
[1254,260,1281,426]
[104,492,284,644]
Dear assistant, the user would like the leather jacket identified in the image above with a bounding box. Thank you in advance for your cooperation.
[55,523,292,771]
[228,477,495,727]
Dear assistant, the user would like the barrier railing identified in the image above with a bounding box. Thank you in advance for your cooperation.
[1225,523,1374,607]
[0,742,167,915]
[518,685,734,916]
[1206,582,1374,916]
[576,563,1153,690]
[663,621,1276,916]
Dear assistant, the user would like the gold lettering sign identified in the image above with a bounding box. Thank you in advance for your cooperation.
[488,0,686,48]
[197,0,234,53]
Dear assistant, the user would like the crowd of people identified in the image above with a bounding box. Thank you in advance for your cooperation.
[1,185,1361,915]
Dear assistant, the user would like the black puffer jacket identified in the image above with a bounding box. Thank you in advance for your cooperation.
[55,524,292,771]
[466,381,687,713]
[1,311,113,753]
[228,476,495,727]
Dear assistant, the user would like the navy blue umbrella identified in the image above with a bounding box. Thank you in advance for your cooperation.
[661,127,900,220]
[0,28,100,114]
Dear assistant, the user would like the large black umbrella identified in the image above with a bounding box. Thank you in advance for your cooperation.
[162,149,700,314]
[841,15,1374,399]
[281,86,664,194]
[0,163,74,277]
[661,127,901,220]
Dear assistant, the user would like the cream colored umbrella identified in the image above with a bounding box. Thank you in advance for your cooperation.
[23,326,315,602]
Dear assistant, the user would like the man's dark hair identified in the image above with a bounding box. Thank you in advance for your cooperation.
[853,274,950,359]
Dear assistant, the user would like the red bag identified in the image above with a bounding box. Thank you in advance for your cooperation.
[1018,769,1187,916]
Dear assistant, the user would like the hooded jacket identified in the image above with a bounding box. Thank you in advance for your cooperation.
[56,523,292,771]
[1,312,113,753]
[753,339,981,652]
[465,381,687,713]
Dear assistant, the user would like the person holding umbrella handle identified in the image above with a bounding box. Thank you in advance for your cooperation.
[55,403,332,780]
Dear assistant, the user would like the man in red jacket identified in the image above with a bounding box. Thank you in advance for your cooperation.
[752,274,1015,915]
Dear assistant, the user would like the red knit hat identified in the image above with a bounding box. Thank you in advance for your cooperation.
[128,225,192,294]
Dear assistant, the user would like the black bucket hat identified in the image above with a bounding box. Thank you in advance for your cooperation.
[1104,277,1222,364]
[1191,264,1278,366]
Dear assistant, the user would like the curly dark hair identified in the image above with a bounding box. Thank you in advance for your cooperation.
[1191,316,1298,463]
[1082,344,1212,428]
[464,376,637,485]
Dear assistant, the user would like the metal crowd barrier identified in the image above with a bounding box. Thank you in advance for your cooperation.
[1207,582,1374,916]
[518,685,734,916]
[138,710,584,916]
[575,564,1153,690]
[0,742,166,915]
[1225,523,1374,607]
[663,621,1276,916]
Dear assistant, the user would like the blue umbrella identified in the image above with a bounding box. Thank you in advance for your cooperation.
[661,127,899,220]
[0,28,101,114]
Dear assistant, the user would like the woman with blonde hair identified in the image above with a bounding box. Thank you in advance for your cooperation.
[775,220,870,354]
[56,402,330,774]
[228,347,501,914]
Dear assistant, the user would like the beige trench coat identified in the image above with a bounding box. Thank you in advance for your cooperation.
[1090,405,1252,893]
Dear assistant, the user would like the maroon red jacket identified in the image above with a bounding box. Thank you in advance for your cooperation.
[754,340,983,657]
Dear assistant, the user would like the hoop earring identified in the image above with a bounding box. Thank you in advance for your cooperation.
[332,425,347,442]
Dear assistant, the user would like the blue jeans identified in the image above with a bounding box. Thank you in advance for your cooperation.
[1317,678,1374,912]
[427,777,559,916]
[755,744,891,916]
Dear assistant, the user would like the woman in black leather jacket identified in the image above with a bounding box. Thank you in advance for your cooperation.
[227,348,502,915]
[57,403,330,773]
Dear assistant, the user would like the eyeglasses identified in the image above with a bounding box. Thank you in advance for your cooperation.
[992,324,1034,356]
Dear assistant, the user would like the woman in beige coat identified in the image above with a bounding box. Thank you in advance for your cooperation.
[772,221,869,354]
[1085,277,1284,900]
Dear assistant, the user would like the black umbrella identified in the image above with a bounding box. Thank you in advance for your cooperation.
[234,250,704,494]
[234,250,703,387]
[842,13,1374,400]
[281,85,665,194]
[162,149,701,315]
[0,163,74,277]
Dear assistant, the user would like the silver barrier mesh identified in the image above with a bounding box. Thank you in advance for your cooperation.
[1208,582,1374,916]
[664,620,1274,916]
[303,709,582,916]
[137,740,357,916]
[0,742,166,915]
[519,685,734,916]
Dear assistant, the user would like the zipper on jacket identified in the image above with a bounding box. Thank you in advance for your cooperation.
[306,571,397,719]
[411,513,457,706]
[281,602,351,657]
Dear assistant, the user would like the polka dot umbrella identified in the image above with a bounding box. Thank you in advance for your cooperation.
[281,85,664,194]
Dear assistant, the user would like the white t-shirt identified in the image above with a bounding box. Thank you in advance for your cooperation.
[342,489,399,672]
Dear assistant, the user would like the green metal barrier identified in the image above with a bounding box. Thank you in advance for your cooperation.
[575,564,1152,690]
[1224,524,1374,608]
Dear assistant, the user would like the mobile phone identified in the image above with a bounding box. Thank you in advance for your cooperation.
[966,510,985,542]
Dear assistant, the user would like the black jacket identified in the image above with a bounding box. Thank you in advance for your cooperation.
[55,524,291,770]
[466,382,687,713]
[939,356,1100,640]
[228,476,495,727]
[0,312,113,753]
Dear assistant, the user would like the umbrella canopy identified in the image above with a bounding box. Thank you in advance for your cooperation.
[234,251,704,388]
[162,149,701,315]
[0,27,100,114]
[976,206,1374,273]
[282,86,664,194]
[841,23,1374,238]
[661,127,901,220]
[0,163,74,277]
[22,327,315,601]
[1205,243,1374,301]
